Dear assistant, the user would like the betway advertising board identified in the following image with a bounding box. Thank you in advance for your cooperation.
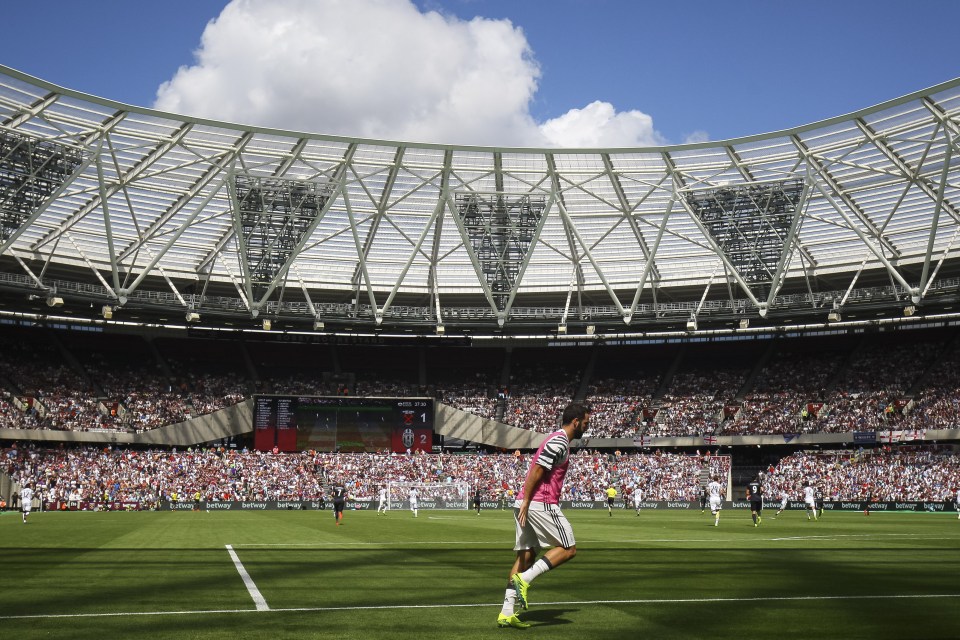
[145,500,958,512]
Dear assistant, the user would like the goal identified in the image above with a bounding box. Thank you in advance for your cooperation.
[386,481,470,511]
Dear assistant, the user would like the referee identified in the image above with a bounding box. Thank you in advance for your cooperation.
[605,486,617,517]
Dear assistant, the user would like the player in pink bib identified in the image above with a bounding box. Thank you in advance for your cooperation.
[496,402,590,629]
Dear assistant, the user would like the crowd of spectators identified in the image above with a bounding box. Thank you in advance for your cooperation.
[0,444,730,506]
[497,365,580,433]
[814,341,940,433]
[0,333,248,434]
[578,376,654,438]
[650,369,746,437]
[2,329,960,438]
[764,446,960,502]
[899,342,960,431]
[726,350,840,436]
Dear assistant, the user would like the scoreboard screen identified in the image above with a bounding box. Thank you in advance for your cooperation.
[252,396,434,453]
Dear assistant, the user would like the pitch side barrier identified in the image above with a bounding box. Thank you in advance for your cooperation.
[157,499,960,512]
[39,499,958,512]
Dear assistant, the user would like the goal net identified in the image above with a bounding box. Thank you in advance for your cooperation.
[386,481,470,510]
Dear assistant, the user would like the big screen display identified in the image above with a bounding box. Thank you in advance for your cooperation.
[253,395,434,453]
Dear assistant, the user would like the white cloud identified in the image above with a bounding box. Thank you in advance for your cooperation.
[539,101,665,148]
[682,130,711,145]
[154,0,680,148]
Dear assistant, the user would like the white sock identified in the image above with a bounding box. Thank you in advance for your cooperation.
[520,558,553,584]
[500,588,516,616]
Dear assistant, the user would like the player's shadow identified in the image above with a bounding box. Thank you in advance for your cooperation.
[523,608,577,626]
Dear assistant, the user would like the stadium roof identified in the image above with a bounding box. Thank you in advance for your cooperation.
[1,64,960,334]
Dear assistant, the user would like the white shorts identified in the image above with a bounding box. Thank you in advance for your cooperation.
[514,501,575,551]
[805,499,816,509]
[709,496,722,512]
[22,504,31,514]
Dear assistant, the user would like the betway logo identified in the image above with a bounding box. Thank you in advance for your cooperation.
[638,503,659,509]
[241,502,267,510]
[570,501,595,508]
[666,502,690,509]
[895,503,918,510]
[206,502,233,510]
[840,503,861,509]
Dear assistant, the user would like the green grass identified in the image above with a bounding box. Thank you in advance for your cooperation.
[1,507,958,639]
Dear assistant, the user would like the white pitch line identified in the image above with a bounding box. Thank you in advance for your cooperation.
[225,544,269,611]
[234,532,951,547]
[0,593,958,621]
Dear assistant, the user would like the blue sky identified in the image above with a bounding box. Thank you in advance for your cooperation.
[1,0,958,147]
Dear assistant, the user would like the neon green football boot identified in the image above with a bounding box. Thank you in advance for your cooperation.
[497,613,531,629]
[511,573,530,610]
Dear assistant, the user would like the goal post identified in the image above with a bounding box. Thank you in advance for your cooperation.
[386,481,470,511]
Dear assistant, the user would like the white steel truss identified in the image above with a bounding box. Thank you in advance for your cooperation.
[0,64,959,330]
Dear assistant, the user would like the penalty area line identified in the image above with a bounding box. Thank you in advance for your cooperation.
[2,592,959,621]
[226,544,269,611]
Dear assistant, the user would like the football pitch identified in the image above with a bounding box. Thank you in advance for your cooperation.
[0,507,958,639]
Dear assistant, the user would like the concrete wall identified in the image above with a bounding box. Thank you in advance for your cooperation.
[436,403,547,450]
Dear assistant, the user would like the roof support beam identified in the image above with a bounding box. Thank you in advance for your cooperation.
[549,156,625,317]
[791,135,901,258]
[626,197,674,322]
[123,134,254,298]
[602,153,660,282]
[854,118,960,226]
[351,146,404,290]
[379,151,451,321]
[0,139,94,257]
[427,150,452,326]
[811,179,918,300]
[193,137,309,274]
[249,149,351,310]
[29,112,175,252]
[723,145,818,269]
[919,126,953,297]
[93,141,122,294]
[667,153,766,312]
[547,155,585,321]
[2,92,59,128]
[765,173,813,308]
